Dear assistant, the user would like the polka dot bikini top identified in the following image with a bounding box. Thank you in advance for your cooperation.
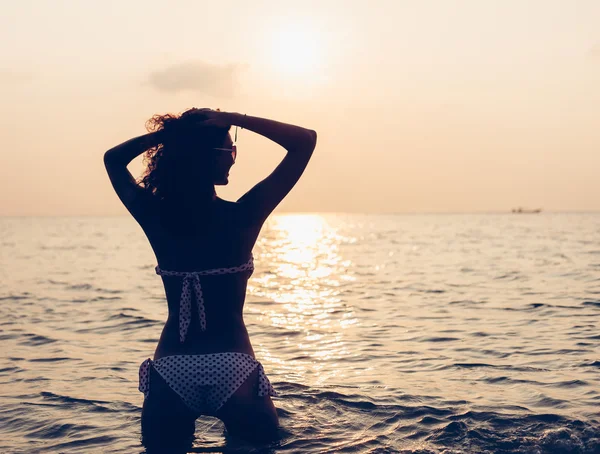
[155,256,254,342]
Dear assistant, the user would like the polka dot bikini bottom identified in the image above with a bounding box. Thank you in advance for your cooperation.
[139,353,277,414]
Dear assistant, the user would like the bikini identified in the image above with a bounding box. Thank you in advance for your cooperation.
[138,256,277,414]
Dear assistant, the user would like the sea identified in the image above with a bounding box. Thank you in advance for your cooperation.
[1,213,599,453]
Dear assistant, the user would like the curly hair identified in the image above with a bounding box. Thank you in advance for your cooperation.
[139,109,231,202]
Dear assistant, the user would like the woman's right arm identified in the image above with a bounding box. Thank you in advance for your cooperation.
[103,132,162,221]
[201,110,317,222]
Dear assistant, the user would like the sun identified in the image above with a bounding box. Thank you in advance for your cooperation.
[270,22,322,77]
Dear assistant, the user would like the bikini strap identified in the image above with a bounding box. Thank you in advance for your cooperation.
[138,358,153,397]
[155,256,254,342]
[155,255,254,278]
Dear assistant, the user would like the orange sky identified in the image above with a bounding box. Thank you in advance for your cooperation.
[1,0,599,215]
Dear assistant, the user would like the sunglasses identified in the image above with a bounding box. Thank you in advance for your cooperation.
[212,125,239,161]
[212,144,237,162]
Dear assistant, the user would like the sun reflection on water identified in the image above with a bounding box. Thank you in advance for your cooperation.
[249,214,357,381]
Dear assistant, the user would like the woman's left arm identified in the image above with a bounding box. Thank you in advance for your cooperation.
[103,132,161,220]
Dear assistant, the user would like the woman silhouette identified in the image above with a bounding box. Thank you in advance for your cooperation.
[103,108,316,449]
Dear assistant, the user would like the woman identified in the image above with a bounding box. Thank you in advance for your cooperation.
[103,108,317,449]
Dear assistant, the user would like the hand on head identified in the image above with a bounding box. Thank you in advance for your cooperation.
[185,108,231,129]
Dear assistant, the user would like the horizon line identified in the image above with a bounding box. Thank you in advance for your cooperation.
[1,210,599,218]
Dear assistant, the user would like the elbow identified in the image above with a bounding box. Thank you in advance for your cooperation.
[287,129,317,155]
[305,129,317,153]
[103,151,114,168]
[103,149,121,167]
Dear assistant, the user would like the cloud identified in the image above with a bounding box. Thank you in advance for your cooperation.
[147,61,242,96]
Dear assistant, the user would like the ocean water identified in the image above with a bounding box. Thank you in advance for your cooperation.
[1,213,599,454]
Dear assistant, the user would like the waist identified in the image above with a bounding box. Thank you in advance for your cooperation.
[155,317,254,358]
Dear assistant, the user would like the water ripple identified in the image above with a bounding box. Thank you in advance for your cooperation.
[1,214,599,453]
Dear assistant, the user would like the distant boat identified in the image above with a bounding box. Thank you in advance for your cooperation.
[511,207,542,214]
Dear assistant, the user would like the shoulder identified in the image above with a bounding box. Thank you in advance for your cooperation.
[216,197,266,229]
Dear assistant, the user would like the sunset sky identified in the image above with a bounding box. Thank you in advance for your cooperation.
[1,0,599,215]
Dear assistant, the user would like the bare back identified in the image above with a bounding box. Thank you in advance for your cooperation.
[138,198,265,360]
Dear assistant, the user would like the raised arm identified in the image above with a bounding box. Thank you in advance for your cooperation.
[198,110,317,222]
[103,132,162,221]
